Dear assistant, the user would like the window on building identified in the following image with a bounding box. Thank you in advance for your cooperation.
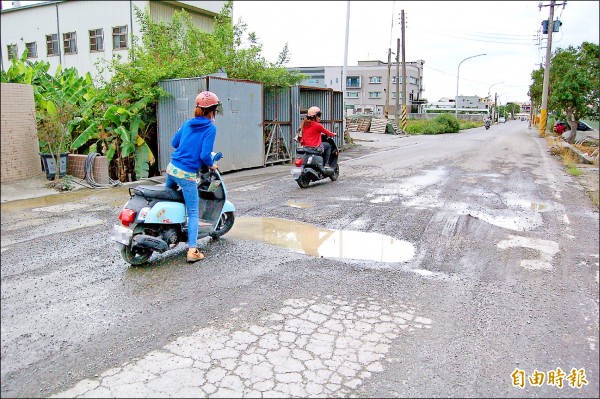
[346,76,361,88]
[368,91,381,98]
[46,34,59,56]
[369,76,382,83]
[346,91,359,98]
[7,44,18,60]
[112,26,128,49]
[89,28,104,52]
[409,76,418,85]
[25,42,37,58]
[392,76,403,84]
[63,32,77,54]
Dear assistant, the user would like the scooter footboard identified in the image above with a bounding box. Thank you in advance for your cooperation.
[199,197,224,223]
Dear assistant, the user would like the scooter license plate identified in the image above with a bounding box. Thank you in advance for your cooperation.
[111,224,133,245]
[290,167,302,178]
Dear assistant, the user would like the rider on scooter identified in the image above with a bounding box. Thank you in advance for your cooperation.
[165,91,221,263]
[300,106,337,168]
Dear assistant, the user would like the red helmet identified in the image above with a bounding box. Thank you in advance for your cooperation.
[195,91,220,108]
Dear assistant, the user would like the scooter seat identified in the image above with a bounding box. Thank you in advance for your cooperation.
[296,146,322,155]
[132,185,183,201]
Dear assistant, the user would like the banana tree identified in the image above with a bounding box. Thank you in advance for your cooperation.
[72,88,155,181]
[0,49,51,85]
[35,66,93,180]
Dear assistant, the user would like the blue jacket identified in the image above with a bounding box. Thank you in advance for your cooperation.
[170,117,216,173]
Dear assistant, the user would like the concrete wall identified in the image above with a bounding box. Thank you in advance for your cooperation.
[1,83,42,183]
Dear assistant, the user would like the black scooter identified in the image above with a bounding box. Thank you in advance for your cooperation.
[485,120,491,130]
[291,135,339,188]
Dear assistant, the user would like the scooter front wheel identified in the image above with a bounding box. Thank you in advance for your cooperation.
[210,211,235,238]
[120,245,152,266]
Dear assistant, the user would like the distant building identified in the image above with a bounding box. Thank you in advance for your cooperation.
[288,59,426,118]
[423,95,489,114]
[520,102,532,113]
[1,0,225,81]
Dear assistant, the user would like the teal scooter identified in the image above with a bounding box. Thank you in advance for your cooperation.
[111,152,235,265]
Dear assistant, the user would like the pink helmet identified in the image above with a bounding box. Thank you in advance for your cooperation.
[195,91,220,108]
[307,106,321,117]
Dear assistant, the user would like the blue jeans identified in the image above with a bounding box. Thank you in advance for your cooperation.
[165,173,199,247]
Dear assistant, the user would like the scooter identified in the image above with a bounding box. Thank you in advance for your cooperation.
[485,120,491,130]
[111,152,235,265]
[291,134,339,188]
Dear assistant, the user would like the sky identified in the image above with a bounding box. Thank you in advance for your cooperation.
[3,0,599,104]
[232,0,599,104]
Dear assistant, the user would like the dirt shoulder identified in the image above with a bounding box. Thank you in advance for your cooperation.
[574,164,600,208]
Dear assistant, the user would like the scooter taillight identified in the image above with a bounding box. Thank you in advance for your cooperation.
[294,158,303,167]
[119,209,137,226]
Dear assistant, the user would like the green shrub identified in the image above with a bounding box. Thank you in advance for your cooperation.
[433,114,460,133]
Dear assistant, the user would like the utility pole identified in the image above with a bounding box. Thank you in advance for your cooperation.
[395,38,400,131]
[401,9,407,133]
[538,0,555,138]
[385,48,391,119]
[494,93,498,122]
[342,1,350,122]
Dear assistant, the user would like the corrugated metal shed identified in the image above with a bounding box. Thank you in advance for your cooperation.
[157,79,343,174]
[157,76,264,173]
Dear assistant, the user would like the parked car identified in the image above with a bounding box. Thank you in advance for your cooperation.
[498,117,506,123]
[554,120,594,132]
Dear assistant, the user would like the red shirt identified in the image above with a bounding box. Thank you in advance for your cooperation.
[300,121,336,147]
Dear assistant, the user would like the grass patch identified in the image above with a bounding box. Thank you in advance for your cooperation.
[405,115,483,135]
[561,148,580,168]
[566,166,583,176]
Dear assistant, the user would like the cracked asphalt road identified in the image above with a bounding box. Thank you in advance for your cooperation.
[1,121,598,398]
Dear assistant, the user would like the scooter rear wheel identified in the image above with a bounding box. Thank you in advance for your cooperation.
[297,174,310,188]
[210,211,235,238]
[120,245,152,266]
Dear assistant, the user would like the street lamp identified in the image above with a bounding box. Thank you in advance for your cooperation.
[488,81,504,120]
[455,53,486,119]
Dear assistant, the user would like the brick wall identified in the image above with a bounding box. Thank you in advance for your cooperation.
[68,154,109,184]
[1,83,42,183]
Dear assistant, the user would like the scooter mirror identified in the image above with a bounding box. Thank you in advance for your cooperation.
[213,152,223,162]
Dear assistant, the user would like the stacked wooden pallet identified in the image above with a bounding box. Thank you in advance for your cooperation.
[346,118,359,132]
[357,117,371,132]
[369,118,388,133]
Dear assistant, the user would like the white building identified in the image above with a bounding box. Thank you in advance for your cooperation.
[1,0,226,82]
[288,59,426,118]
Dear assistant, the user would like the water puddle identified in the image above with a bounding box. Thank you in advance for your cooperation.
[228,217,414,263]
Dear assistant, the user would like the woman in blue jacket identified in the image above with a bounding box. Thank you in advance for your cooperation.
[165,91,221,262]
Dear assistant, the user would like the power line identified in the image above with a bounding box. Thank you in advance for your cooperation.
[407,27,538,46]
[414,25,537,39]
